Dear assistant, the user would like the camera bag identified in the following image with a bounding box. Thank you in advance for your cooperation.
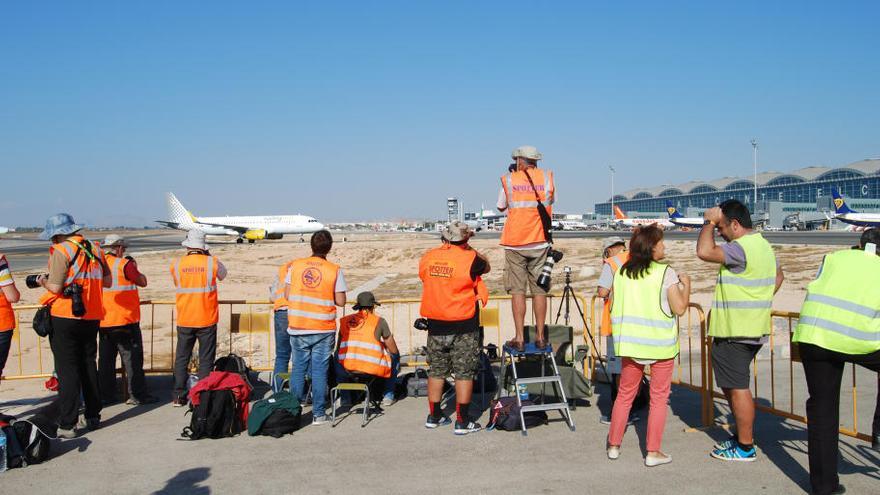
[522,169,553,243]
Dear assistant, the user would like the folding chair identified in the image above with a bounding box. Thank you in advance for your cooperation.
[330,372,382,427]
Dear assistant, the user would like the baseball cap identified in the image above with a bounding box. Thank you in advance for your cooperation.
[602,236,626,252]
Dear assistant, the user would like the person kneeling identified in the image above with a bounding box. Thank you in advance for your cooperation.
[334,292,400,407]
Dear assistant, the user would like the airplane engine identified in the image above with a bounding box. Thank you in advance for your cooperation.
[266,233,283,240]
[244,229,267,240]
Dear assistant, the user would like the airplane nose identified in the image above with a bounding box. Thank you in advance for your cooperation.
[315,222,325,230]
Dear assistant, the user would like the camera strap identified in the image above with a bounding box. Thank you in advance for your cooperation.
[522,169,553,244]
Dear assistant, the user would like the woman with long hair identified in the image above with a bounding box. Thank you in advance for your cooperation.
[606,224,691,467]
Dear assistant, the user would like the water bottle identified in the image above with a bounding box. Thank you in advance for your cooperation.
[517,383,529,402]
[0,428,7,473]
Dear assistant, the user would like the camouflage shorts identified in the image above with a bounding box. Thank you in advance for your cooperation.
[426,330,480,380]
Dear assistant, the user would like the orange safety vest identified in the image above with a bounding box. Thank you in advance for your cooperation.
[273,261,294,311]
[286,256,340,332]
[41,235,106,320]
[101,254,141,328]
[419,244,478,321]
[0,293,14,332]
[601,251,629,337]
[171,253,219,328]
[500,168,554,247]
[475,276,489,307]
[338,312,392,378]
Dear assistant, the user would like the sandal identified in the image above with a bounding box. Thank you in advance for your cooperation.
[505,339,525,352]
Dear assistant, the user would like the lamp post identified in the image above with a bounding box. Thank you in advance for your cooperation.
[609,165,616,219]
[751,139,758,208]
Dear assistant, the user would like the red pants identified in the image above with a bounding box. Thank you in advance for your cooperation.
[607,357,674,452]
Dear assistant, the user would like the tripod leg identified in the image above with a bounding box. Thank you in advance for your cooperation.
[570,292,613,384]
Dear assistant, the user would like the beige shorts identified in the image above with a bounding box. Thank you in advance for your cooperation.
[503,248,549,295]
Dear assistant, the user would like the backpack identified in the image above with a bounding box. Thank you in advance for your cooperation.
[248,391,302,438]
[404,368,430,398]
[2,416,51,468]
[473,352,497,393]
[214,353,252,388]
[181,389,242,440]
[487,397,548,431]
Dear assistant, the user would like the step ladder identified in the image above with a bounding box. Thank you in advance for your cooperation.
[499,342,576,436]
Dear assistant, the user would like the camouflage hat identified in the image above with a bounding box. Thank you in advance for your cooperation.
[442,221,474,242]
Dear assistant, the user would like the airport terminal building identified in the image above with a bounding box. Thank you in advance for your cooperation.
[595,159,880,226]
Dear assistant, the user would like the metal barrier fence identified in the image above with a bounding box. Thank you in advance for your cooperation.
[587,295,876,441]
[8,295,876,441]
[4,293,593,379]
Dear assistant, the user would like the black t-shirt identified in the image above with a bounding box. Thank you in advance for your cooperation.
[427,251,487,336]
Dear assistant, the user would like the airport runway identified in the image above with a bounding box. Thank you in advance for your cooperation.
[1,229,862,273]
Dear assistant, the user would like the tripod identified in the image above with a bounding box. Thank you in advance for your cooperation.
[553,268,612,384]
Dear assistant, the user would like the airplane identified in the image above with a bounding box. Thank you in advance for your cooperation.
[612,205,673,229]
[830,188,880,229]
[665,201,704,228]
[156,192,325,243]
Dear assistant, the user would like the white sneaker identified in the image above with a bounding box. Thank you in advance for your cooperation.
[311,415,329,426]
[382,396,396,407]
[607,446,620,460]
[645,452,672,467]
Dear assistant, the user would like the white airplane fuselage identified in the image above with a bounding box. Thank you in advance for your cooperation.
[614,218,674,229]
[194,215,324,236]
[834,212,880,229]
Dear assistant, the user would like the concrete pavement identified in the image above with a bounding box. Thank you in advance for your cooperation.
[1,373,878,494]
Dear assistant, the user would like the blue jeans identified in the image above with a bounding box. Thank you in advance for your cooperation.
[0,329,12,378]
[333,353,401,403]
[291,332,335,418]
[272,311,293,392]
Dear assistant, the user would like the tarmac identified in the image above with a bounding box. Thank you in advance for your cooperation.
[1,372,878,494]
[1,229,862,274]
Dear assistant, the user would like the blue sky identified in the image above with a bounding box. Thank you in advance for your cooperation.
[2,1,878,226]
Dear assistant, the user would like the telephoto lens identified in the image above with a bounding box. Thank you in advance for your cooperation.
[536,250,564,292]
[25,274,47,289]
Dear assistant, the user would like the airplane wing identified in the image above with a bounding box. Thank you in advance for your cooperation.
[194,220,249,233]
[155,220,181,229]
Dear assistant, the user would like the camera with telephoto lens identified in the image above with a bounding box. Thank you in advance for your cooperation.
[414,318,429,331]
[63,283,86,317]
[536,249,564,292]
[25,274,48,289]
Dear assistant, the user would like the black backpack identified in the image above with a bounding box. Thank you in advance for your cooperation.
[259,410,300,438]
[181,389,242,440]
[214,354,252,388]
[2,418,51,468]
[248,391,302,438]
[487,397,548,431]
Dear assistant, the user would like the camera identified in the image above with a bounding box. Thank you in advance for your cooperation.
[413,318,429,331]
[63,284,86,317]
[25,274,48,289]
[563,266,572,274]
[536,249,564,292]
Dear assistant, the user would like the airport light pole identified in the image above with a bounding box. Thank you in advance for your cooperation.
[609,165,616,219]
[751,139,758,208]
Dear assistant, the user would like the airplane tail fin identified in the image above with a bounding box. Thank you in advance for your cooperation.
[167,192,198,228]
[832,188,855,214]
[665,200,683,218]
[613,205,627,220]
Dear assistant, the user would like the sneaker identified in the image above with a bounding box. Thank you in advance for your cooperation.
[57,426,79,439]
[607,445,620,460]
[645,451,672,467]
[453,420,482,435]
[171,397,187,408]
[311,415,329,426]
[77,416,100,431]
[711,444,757,462]
[425,414,452,429]
[713,435,737,451]
[127,395,159,406]
[599,414,638,425]
[382,395,396,407]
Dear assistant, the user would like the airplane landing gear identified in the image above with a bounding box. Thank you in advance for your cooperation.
[248,239,255,244]
[236,238,244,244]
[300,235,305,243]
